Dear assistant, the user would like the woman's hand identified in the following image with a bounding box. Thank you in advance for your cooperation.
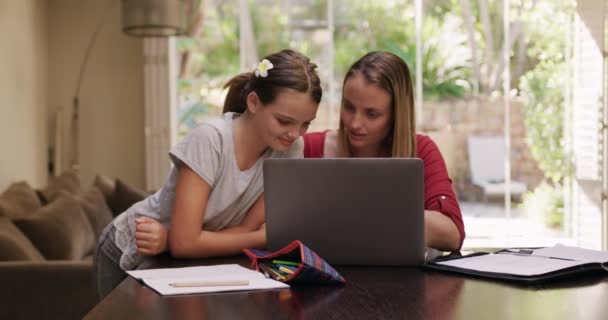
[424,210,461,252]
[135,216,168,256]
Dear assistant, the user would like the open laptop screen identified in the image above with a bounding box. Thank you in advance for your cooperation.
[263,158,425,266]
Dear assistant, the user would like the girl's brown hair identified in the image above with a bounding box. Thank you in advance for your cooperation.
[338,51,416,158]
[223,50,322,113]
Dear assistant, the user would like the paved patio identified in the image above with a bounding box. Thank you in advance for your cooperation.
[460,201,573,249]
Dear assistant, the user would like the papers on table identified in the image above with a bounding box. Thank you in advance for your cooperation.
[436,253,587,276]
[436,244,608,277]
[532,244,608,263]
[127,264,289,296]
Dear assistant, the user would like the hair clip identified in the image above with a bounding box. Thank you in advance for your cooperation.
[254,59,274,78]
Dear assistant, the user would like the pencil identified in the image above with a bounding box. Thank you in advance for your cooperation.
[259,264,286,281]
[168,280,250,287]
[278,265,295,275]
[258,266,271,278]
[272,259,301,267]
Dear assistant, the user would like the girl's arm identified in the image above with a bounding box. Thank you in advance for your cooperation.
[168,165,266,258]
[134,188,266,256]
[216,194,266,234]
[135,216,169,256]
[424,210,461,252]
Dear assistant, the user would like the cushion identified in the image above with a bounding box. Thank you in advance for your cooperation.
[35,189,48,205]
[107,179,148,217]
[14,195,95,260]
[0,216,45,261]
[41,169,81,202]
[0,182,43,219]
[93,174,116,200]
[73,188,113,240]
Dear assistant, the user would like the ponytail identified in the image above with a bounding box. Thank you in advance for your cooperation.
[222,72,252,113]
[222,50,322,114]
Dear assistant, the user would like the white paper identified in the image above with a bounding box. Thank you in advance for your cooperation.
[436,253,588,276]
[532,244,608,263]
[436,244,608,276]
[127,264,289,295]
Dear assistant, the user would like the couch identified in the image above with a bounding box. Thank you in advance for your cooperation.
[0,170,148,320]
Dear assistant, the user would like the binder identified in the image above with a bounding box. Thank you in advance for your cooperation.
[424,244,608,283]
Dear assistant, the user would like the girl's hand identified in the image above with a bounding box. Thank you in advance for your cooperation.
[135,216,168,256]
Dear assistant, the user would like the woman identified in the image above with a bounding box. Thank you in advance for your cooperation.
[304,51,464,251]
[95,49,322,298]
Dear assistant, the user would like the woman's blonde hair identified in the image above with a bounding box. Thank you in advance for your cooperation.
[338,51,416,158]
[223,49,322,113]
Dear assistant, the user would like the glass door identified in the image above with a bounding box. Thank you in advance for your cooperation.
[170,0,604,249]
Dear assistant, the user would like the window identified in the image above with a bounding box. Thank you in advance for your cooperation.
[157,0,604,249]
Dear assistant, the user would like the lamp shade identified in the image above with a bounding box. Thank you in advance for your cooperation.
[122,0,187,37]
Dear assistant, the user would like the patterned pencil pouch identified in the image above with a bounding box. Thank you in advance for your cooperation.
[243,240,346,284]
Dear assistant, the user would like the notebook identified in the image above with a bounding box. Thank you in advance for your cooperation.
[263,158,425,266]
[425,244,608,283]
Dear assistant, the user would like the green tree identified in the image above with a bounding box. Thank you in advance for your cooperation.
[333,0,471,99]
[517,0,575,229]
[519,61,572,185]
[518,0,575,185]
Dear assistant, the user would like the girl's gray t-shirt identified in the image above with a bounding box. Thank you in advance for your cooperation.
[112,112,303,270]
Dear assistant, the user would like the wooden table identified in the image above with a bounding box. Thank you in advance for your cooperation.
[84,255,608,320]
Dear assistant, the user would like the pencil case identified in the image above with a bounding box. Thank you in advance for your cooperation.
[243,240,346,284]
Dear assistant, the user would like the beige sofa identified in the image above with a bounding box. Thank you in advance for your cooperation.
[0,171,147,320]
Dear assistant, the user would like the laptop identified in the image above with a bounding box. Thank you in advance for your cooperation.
[263,158,425,266]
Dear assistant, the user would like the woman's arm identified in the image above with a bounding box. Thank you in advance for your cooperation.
[425,210,461,252]
[168,165,266,258]
[417,135,466,251]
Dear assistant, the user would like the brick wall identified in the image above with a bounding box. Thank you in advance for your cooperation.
[420,96,544,200]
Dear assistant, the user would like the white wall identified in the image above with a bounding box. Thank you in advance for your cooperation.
[0,0,48,190]
[571,0,605,249]
[48,0,145,188]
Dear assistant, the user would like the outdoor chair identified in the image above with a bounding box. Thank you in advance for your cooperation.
[467,135,527,203]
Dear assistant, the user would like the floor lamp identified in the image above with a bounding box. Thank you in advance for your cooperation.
[69,0,187,171]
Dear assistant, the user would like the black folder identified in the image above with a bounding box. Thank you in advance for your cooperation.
[424,246,608,284]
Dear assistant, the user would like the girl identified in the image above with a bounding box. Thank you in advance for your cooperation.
[304,51,464,252]
[95,49,322,298]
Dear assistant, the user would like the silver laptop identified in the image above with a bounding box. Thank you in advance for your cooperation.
[263,158,425,266]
